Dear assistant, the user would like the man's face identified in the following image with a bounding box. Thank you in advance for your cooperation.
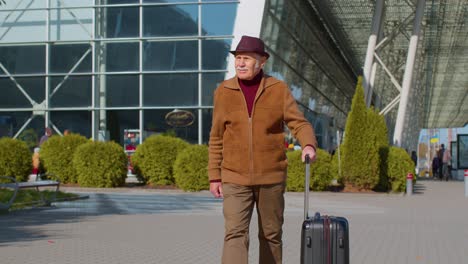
[235,52,266,80]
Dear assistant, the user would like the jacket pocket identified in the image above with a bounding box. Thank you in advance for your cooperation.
[222,145,248,173]
[254,147,287,173]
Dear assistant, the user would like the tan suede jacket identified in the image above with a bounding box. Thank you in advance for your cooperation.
[208,75,317,186]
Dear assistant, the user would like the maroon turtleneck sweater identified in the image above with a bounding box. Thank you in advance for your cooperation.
[239,70,263,117]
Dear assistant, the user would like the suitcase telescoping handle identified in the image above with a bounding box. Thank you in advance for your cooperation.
[304,154,310,221]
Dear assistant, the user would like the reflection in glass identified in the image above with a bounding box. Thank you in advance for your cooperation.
[106,110,139,145]
[144,109,198,144]
[143,41,197,71]
[106,42,139,72]
[202,73,225,106]
[50,9,93,41]
[144,0,193,2]
[50,44,92,73]
[108,0,139,4]
[202,108,213,144]
[50,111,92,138]
[0,112,33,139]
[144,5,198,37]
[0,77,32,108]
[0,11,46,43]
[105,7,139,38]
[0,46,45,74]
[50,76,92,107]
[201,4,237,36]
[202,39,231,70]
[16,77,46,104]
[106,75,139,107]
[144,74,198,106]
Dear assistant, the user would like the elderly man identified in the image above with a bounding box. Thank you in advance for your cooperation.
[208,35,317,264]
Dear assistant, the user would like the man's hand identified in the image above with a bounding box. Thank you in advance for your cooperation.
[301,145,317,162]
[210,182,223,198]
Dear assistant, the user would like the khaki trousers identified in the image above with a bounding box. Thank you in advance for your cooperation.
[222,182,285,264]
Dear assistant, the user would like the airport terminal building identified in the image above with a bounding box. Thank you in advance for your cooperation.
[0,0,465,152]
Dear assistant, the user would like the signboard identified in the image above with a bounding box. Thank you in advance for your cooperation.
[458,135,468,169]
[165,110,195,127]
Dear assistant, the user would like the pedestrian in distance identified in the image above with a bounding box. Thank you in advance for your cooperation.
[442,145,452,181]
[39,127,52,146]
[437,144,446,180]
[432,155,440,180]
[208,35,318,264]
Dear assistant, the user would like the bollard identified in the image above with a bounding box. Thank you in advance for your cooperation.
[406,173,413,196]
[465,170,468,198]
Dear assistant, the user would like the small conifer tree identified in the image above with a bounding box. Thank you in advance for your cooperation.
[342,77,369,187]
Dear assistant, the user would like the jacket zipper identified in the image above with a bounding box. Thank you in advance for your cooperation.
[240,79,265,185]
[248,117,253,184]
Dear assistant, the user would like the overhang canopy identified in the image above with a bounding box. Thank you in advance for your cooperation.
[309,0,467,128]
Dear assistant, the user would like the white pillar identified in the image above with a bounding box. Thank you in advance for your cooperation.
[393,0,425,146]
[363,0,384,106]
[226,0,267,80]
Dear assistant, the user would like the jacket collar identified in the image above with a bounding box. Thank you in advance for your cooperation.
[224,74,281,90]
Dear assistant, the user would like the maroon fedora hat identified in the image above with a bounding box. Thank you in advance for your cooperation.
[230,35,270,58]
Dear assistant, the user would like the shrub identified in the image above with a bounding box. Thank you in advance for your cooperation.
[73,141,127,187]
[286,149,332,192]
[0,138,31,182]
[173,144,209,191]
[387,146,416,192]
[131,135,189,185]
[39,134,88,183]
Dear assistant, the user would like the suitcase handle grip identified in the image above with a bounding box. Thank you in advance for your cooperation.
[304,154,310,221]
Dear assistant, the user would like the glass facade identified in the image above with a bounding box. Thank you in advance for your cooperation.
[0,0,236,145]
[0,0,358,151]
[262,0,356,150]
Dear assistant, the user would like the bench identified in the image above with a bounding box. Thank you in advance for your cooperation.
[0,175,60,211]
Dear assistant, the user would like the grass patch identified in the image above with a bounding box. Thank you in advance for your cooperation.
[0,189,80,210]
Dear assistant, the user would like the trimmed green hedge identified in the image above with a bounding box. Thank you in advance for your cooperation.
[39,134,88,183]
[0,138,31,183]
[73,141,127,187]
[286,149,332,192]
[387,146,416,192]
[173,144,209,191]
[132,135,189,185]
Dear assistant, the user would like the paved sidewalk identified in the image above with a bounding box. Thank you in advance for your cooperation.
[0,179,467,264]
